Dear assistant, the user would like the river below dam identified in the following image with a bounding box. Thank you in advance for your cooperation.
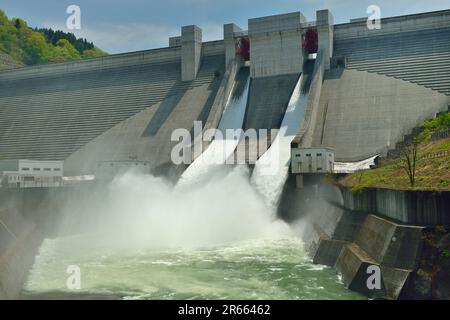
[23,236,364,300]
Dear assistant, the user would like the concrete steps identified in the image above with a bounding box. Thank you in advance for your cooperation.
[0,54,224,160]
[334,27,450,95]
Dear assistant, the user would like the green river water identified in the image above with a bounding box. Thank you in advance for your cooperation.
[24,236,364,300]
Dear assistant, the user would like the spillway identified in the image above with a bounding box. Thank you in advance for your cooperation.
[177,67,250,187]
[251,61,314,213]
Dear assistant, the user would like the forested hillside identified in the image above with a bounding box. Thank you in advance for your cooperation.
[0,9,106,68]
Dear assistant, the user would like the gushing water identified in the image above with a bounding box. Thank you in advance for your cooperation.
[251,74,309,214]
[177,78,250,189]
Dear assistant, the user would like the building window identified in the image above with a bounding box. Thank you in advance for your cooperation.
[54,168,61,171]
[317,153,322,157]
[306,154,311,157]
[44,168,51,171]
[33,168,41,171]
[22,168,30,171]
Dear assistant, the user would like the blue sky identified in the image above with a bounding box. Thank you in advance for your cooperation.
[1,0,449,54]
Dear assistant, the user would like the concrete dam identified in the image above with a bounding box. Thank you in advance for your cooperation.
[0,9,449,300]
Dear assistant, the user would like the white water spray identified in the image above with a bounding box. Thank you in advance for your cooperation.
[58,166,289,252]
[251,73,309,214]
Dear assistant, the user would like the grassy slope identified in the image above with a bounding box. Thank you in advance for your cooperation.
[0,49,23,70]
[339,137,450,191]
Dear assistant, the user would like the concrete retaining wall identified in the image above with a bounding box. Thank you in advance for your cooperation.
[335,214,424,299]
[0,186,106,299]
[300,184,367,266]
[0,208,42,299]
[300,182,449,299]
[340,187,450,226]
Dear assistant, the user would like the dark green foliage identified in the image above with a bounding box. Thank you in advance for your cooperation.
[424,112,450,133]
[34,27,95,54]
[14,18,21,29]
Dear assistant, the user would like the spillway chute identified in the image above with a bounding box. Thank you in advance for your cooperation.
[251,60,316,214]
[177,67,250,188]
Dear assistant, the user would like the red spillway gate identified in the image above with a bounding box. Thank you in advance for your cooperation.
[303,28,318,54]
[235,36,250,61]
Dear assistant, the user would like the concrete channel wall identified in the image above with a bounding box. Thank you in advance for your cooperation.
[291,51,325,149]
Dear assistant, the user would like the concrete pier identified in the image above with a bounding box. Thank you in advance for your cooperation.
[316,9,334,70]
[224,23,243,68]
[249,12,306,78]
[181,25,203,81]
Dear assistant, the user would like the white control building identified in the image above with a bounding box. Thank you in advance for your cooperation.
[291,148,335,174]
[0,159,63,188]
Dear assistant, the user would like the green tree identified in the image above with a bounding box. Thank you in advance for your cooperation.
[20,29,52,64]
[0,9,9,25]
[82,47,107,59]
[0,10,107,66]
[50,38,81,61]
[398,137,422,188]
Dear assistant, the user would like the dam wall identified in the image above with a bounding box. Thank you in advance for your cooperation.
[0,22,228,177]
[2,9,449,174]
[0,40,224,81]
[305,9,450,162]
[334,9,450,41]
[308,68,449,161]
